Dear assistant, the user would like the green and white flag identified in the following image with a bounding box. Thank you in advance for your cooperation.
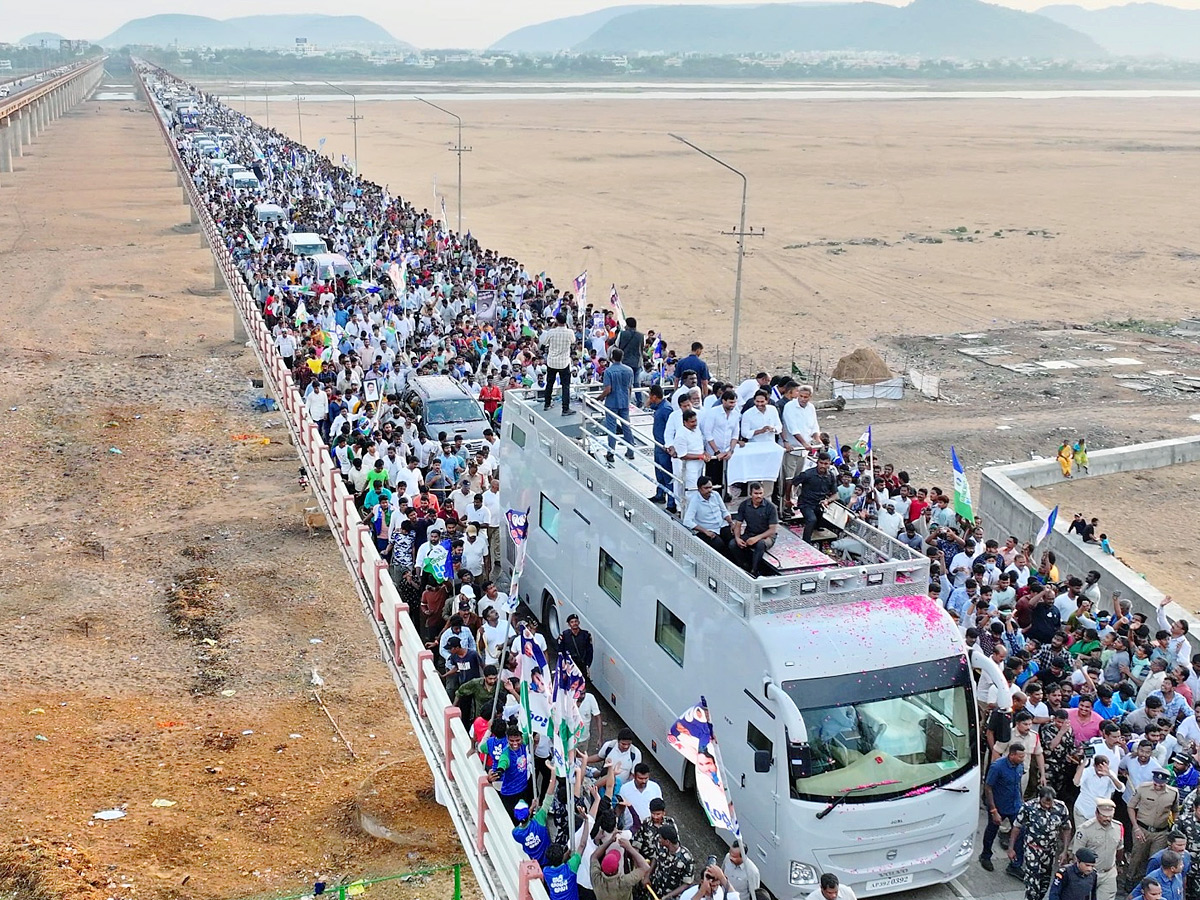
[951,446,975,523]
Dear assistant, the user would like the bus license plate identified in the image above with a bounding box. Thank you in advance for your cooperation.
[865,874,913,891]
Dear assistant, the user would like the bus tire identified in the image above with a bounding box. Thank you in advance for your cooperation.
[541,591,561,642]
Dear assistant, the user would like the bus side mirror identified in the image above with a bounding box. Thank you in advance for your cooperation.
[753,750,773,773]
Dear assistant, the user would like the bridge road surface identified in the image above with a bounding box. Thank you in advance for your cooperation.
[586,695,1021,900]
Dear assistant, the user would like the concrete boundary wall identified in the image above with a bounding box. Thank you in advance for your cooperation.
[980,436,1200,651]
[132,61,546,900]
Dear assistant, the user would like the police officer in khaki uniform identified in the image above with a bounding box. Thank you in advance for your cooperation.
[1073,797,1124,900]
[1128,767,1180,885]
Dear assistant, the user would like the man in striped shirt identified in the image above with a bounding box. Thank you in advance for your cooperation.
[539,312,576,414]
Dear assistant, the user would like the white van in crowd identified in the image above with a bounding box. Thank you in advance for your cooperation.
[286,233,327,257]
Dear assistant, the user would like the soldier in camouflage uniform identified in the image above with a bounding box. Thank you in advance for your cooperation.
[649,823,695,900]
[1010,786,1074,900]
[1177,792,1200,900]
[1043,711,1081,803]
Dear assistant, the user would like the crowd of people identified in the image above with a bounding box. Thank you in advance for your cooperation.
[152,66,1197,900]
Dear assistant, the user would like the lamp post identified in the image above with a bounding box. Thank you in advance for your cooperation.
[669,133,761,381]
[414,96,470,234]
[323,81,361,175]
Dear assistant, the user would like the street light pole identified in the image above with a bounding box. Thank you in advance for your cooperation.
[669,133,762,380]
[324,81,361,175]
[415,96,471,235]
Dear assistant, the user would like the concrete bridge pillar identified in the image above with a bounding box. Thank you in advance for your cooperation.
[12,111,23,157]
[0,120,13,175]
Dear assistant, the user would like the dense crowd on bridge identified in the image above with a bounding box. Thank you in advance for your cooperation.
[152,67,1200,900]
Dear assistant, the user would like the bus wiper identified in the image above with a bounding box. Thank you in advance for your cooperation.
[815,780,901,819]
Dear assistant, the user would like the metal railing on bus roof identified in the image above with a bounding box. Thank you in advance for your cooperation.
[506,388,928,617]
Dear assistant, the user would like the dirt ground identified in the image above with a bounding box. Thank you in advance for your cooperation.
[0,94,467,900]
[1032,465,1200,613]
[231,93,1200,372]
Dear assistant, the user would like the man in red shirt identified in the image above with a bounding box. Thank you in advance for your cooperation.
[908,487,930,523]
[479,375,503,420]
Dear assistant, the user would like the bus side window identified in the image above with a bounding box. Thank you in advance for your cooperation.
[748,721,773,756]
[748,721,774,773]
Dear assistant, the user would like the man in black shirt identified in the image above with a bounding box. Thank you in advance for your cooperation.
[729,482,779,576]
[791,452,839,542]
[557,613,594,680]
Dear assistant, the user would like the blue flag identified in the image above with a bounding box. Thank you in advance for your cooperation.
[831,435,844,467]
[1035,505,1058,548]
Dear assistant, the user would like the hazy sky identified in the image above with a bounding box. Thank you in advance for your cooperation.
[5,0,1200,49]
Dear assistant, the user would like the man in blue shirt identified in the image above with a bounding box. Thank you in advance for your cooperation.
[511,800,551,867]
[981,743,1027,871]
[674,342,710,397]
[489,726,533,820]
[600,348,636,463]
[648,385,675,510]
[542,836,585,900]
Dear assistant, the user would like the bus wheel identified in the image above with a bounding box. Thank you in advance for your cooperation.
[541,592,561,642]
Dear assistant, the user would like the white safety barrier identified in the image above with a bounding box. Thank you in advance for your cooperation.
[132,61,549,900]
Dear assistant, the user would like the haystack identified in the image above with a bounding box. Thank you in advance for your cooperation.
[831,347,904,400]
[832,348,892,384]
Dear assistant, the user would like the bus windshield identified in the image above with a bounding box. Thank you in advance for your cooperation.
[783,655,976,803]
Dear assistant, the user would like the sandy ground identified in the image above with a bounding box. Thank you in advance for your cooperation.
[0,97,466,899]
[1033,465,1200,613]
[236,94,1200,372]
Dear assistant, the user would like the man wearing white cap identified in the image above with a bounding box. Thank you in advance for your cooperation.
[462,524,489,579]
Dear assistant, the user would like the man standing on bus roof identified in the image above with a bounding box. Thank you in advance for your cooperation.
[729,483,779,577]
[791,451,838,543]
[671,410,709,514]
[558,614,594,681]
[648,385,676,510]
[674,342,710,397]
[541,311,575,415]
[600,347,636,463]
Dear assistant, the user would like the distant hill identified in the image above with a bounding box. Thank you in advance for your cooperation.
[569,0,1105,59]
[98,13,410,49]
[490,5,654,52]
[1038,3,1200,58]
[18,32,67,46]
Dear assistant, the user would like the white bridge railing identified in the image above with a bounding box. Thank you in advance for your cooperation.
[132,60,548,900]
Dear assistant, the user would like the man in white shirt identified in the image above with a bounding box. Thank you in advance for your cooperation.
[589,729,642,795]
[461,525,489,578]
[740,392,781,444]
[876,500,905,539]
[780,384,820,511]
[700,391,741,495]
[683,477,734,554]
[671,410,709,514]
[736,372,771,406]
[805,873,857,900]
[617,763,663,830]
[1175,702,1200,750]
[305,383,330,428]
[722,847,761,900]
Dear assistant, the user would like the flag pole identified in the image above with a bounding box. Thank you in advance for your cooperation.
[700,696,746,859]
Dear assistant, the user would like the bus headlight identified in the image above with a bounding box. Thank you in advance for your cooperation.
[954,838,974,863]
[789,861,818,887]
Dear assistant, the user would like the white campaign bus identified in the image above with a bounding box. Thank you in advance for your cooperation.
[499,388,983,899]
